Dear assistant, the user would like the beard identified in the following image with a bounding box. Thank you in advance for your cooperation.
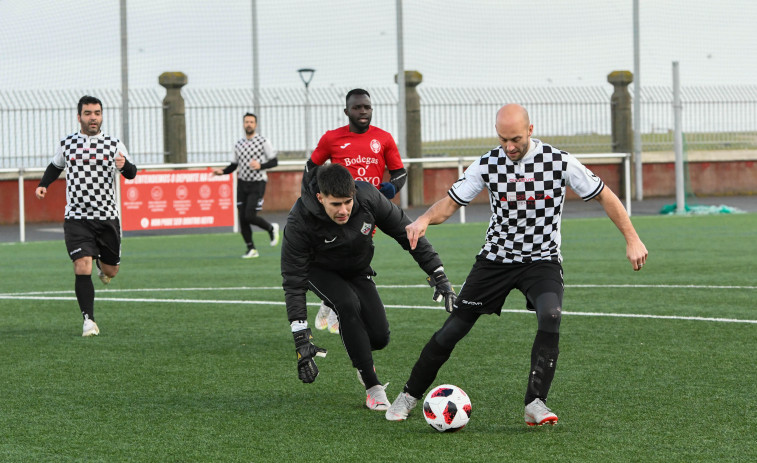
[82,121,101,136]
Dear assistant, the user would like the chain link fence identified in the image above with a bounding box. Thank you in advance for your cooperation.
[2,85,756,169]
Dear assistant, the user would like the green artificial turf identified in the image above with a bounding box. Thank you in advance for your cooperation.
[1,213,755,462]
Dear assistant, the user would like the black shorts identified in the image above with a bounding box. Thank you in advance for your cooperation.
[237,180,267,212]
[455,257,563,315]
[63,218,122,265]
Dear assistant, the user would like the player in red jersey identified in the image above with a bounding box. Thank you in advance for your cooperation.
[309,88,408,335]
[310,88,407,199]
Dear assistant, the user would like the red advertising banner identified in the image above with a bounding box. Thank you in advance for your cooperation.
[120,169,235,231]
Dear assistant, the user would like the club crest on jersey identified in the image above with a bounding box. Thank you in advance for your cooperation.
[361,222,373,235]
[370,139,381,154]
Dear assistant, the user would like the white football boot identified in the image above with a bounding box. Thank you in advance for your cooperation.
[82,319,100,337]
[242,249,259,259]
[314,302,330,330]
[385,392,418,421]
[524,398,558,426]
[365,383,391,411]
[327,308,340,334]
[269,223,280,247]
[95,259,111,285]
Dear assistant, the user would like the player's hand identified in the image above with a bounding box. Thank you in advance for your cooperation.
[293,328,327,383]
[378,182,396,199]
[212,168,224,176]
[427,269,457,313]
[249,159,261,170]
[115,152,126,170]
[406,218,429,251]
[35,187,47,199]
[627,239,648,271]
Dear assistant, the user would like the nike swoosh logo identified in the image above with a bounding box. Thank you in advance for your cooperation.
[324,237,336,243]
[340,143,351,149]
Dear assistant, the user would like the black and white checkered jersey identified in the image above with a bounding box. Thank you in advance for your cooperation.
[51,132,130,220]
[231,134,276,182]
[448,139,604,264]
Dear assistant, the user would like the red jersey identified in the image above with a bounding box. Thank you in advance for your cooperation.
[310,125,404,187]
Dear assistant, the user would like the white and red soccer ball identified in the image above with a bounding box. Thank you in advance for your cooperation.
[423,384,472,432]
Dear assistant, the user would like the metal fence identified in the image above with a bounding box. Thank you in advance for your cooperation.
[1,85,756,169]
[1,152,632,242]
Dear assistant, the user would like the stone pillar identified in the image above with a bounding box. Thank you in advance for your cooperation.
[159,72,188,164]
[398,70,423,206]
[607,70,634,155]
[607,70,634,200]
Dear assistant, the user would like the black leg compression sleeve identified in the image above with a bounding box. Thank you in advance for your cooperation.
[404,312,479,399]
[525,330,560,405]
[531,289,562,334]
[75,274,95,321]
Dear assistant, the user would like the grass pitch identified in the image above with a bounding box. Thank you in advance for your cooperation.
[1,213,755,462]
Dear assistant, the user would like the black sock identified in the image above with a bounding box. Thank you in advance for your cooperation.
[525,330,560,405]
[75,274,95,321]
[357,365,380,389]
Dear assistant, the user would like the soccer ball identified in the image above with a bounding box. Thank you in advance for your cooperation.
[423,384,472,432]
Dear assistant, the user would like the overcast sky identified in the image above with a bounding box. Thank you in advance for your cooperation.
[1,0,755,90]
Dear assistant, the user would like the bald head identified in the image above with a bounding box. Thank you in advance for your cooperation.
[496,104,530,130]
[495,104,533,162]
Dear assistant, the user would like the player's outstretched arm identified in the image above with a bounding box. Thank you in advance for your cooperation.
[595,187,648,271]
[406,196,461,250]
[36,163,64,199]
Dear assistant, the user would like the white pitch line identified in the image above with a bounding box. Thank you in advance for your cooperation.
[2,282,756,297]
[0,294,755,324]
[0,285,427,296]
[569,284,757,290]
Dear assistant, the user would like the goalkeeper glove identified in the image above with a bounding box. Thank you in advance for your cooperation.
[378,182,397,199]
[427,269,457,313]
[293,328,328,383]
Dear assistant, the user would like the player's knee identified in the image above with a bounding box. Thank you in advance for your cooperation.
[106,265,120,278]
[73,257,93,275]
[370,331,390,351]
[433,313,476,349]
[536,305,562,332]
[531,291,562,332]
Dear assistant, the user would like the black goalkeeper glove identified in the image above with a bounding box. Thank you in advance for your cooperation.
[427,269,457,313]
[293,328,328,383]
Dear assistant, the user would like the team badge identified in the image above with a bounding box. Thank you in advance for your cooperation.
[361,222,373,235]
[370,139,381,154]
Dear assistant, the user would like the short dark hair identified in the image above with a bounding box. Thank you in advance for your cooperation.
[345,88,370,107]
[317,164,356,198]
[243,112,257,122]
[78,95,102,115]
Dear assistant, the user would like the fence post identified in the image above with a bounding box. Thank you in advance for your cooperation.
[159,72,188,164]
[401,70,423,206]
[607,70,634,200]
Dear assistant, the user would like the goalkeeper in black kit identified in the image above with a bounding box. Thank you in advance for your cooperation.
[280,162,456,412]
